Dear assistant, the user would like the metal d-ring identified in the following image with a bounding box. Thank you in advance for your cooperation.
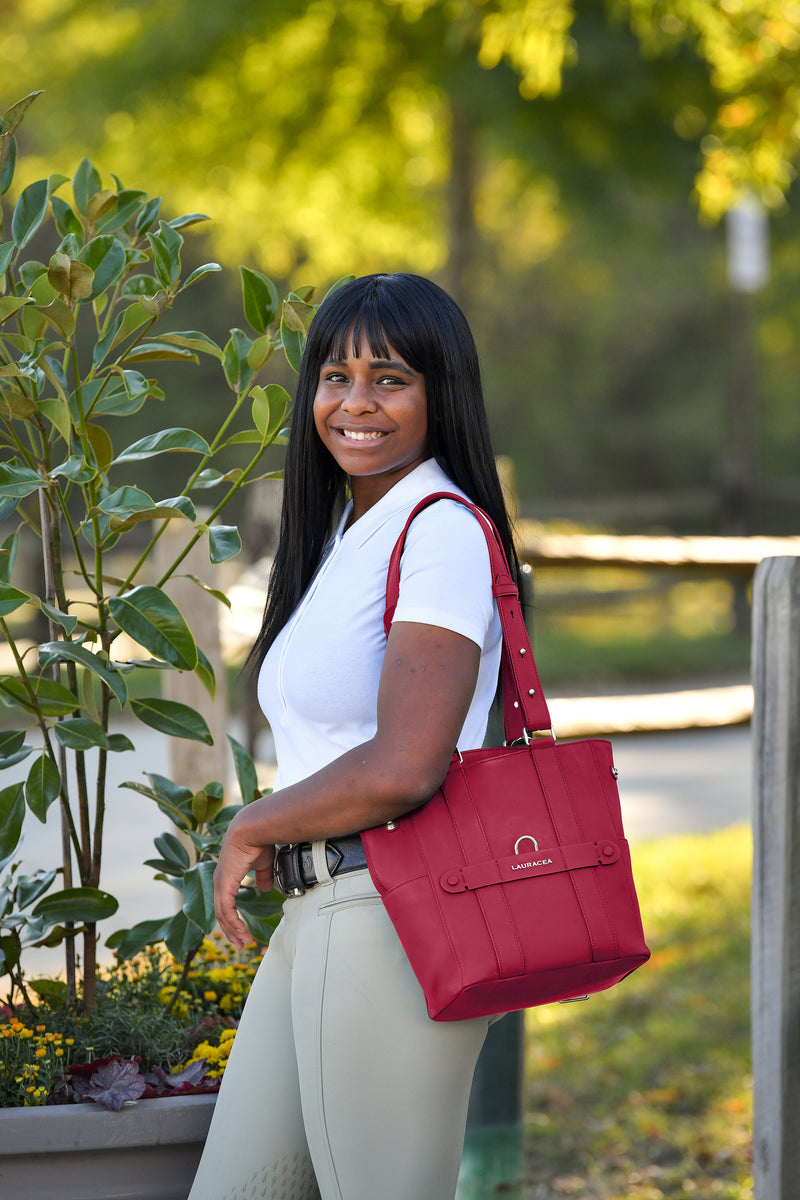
[514,835,539,855]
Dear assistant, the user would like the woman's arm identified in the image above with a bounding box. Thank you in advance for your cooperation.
[214,620,481,946]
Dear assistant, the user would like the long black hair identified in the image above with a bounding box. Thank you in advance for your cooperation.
[248,272,520,670]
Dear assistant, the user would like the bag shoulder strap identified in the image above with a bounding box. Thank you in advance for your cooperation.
[383,491,552,743]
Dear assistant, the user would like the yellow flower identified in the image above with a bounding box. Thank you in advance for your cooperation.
[55,1048,64,1057]
[34,1048,47,1059]
[203,991,217,1002]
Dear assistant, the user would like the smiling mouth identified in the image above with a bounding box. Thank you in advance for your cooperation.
[336,429,389,442]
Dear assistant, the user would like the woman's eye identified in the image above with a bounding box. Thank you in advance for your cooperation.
[324,371,347,383]
[377,375,404,386]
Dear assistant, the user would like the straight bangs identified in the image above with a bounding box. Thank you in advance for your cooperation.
[309,277,431,379]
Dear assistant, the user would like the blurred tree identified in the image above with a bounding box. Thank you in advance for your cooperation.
[3,0,799,285]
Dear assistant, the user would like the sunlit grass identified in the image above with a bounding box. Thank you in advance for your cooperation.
[525,826,752,1198]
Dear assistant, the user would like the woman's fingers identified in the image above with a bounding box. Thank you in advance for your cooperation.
[213,827,275,947]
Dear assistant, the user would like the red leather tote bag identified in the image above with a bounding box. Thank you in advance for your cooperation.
[361,493,650,1022]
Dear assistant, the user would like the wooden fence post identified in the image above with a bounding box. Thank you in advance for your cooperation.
[751,556,800,1200]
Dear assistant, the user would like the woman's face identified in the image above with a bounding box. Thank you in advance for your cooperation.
[313,332,429,512]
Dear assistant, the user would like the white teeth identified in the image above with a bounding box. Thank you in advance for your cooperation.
[340,430,386,441]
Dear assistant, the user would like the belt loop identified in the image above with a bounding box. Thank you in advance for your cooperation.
[311,840,334,884]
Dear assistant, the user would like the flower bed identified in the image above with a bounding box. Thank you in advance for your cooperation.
[0,937,263,1110]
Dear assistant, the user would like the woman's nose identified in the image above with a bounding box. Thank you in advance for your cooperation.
[339,379,377,412]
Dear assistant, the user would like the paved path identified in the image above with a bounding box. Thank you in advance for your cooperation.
[11,723,751,979]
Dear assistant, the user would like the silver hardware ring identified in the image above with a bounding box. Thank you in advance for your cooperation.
[514,835,539,855]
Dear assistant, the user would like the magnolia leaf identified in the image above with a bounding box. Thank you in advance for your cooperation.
[0,296,35,326]
[72,158,103,216]
[33,886,118,925]
[0,583,29,617]
[0,729,31,770]
[181,860,217,930]
[11,179,48,249]
[181,262,222,290]
[0,782,26,866]
[109,585,198,670]
[194,646,216,700]
[54,717,110,751]
[107,732,135,753]
[228,735,260,805]
[241,266,279,335]
[25,752,61,822]
[38,641,128,706]
[0,674,80,717]
[130,698,212,743]
[107,916,171,959]
[207,524,241,564]
[279,314,305,374]
[168,212,209,230]
[148,222,183,289]
[40,601,78,636]
[1,91,44,140]
[222,327,254,393]
[122,342,198,364]
[86,421,114,472]
[114,427,210,462]
[157,331,223,359]
[79,235,126,301]
[163,909,204,962]
[0,464,46,501]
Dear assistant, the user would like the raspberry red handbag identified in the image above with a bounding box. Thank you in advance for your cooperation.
[361,493,650,1022]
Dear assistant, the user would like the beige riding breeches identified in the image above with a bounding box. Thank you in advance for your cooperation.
[187,846,490,1200]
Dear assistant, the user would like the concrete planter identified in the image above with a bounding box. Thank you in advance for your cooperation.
[0,1093,215,1200]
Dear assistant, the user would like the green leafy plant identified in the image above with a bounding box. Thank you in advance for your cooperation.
[0,91,329,1015]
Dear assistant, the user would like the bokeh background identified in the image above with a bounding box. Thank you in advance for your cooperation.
[4,0,800,539]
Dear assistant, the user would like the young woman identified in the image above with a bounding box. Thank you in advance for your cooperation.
[188,273,521,1200]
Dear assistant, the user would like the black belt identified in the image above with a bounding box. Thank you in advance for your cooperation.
[275,835,367,896]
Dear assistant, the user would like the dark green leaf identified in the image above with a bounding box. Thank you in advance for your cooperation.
[181,262,221,290]
[92,484,154,515]
[280,314,305,374]
[109,585,198,670]
[122,341,198,364]
[154,832,190,872]
[26,753,61,822]
[40,601,78,636]
[222,328,254,393]
[108,916,171,960]
[134,196,162,236]
[38,641,128,707]
[163,909,204,962]
[51,455,98,484]
[0,583,29,616]
[157,330,223,359]
[0,674,80,717]
[16,868,58,911]
[228,735,260,805]
[54,717,110,751]
[194,646,216,700]
[130,698,212,743]
[11,179,48,249]
[0,240,16,274]
[0,783,25,866]
[28,977,68,1001]
[95,189,147,234]
[241,267,279,335]
[0,729,31,769]
[51,195,84,242]
[0,136,17,196]
[167,212,209,230]
[107,732,135,753]
[80,235,126,301]
[33,886,118,924]
[0,462,42,500]
[0,529,19,584]
[148,222,183,289]
[72,158,102,216]
[235,886,283,942]
[181,860,217,930]
[115,427,211,462]
[1,91,44,139]
[208,525,242,564]
[321,275,356,303]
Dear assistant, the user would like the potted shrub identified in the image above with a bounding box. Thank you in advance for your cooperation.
[0,90,334,1195]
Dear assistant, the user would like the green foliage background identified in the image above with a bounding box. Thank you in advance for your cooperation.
[2,0,800,527]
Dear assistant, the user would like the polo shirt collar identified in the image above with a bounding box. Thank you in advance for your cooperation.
[337,458,459,549]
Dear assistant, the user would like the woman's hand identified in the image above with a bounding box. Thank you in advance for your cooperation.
[214,806,275,949]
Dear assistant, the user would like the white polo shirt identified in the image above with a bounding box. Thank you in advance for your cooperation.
[257,458,502,790]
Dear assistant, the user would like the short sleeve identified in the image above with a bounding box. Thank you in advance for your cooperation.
[391,500,495,649]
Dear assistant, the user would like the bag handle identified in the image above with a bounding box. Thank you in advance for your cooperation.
[383,492,552,743]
